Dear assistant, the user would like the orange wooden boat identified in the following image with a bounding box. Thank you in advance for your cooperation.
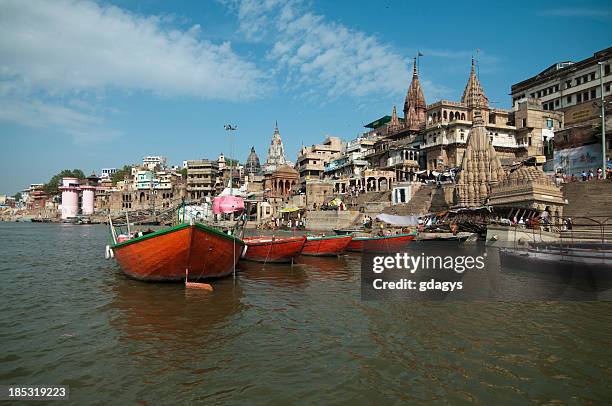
[241,235,306,263]
[110,223,245,281]
[346,233,417,253]
[301,234,353,256]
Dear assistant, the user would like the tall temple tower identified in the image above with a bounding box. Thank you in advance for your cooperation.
[461,58,489,111]
[403,58,427,131]
[245,146,263,176]
[455,60,505,207]
[263,122,287,174]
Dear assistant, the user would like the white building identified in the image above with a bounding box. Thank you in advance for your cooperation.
[143,156,167,170]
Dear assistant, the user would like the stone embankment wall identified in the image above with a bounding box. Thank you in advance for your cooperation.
[306,210,361,231]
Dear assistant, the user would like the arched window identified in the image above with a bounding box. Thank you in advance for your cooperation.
[449,112,454,120]
[461,113,466,120]
[443,111,448,120]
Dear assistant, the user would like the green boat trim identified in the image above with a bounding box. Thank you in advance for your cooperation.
[307,234,353,241]
[111,222,244,249]
[352,233,417,241]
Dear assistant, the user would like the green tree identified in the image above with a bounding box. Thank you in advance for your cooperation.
[180,167,188,179]
[13,192,22,201]
[111,165,132,185]
[44,169,85,194]
[225,158,239,167]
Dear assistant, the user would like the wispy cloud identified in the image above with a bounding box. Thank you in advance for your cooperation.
[0,0,269,142]
[229,0,410,100]
[538,7,612,19]
[0,0,266,100]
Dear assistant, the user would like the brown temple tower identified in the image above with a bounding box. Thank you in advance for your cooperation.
[455,59,505,207]
[461,58,489,111]
[403,58,427,131]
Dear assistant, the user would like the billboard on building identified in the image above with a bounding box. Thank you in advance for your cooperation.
[553,144,602,175]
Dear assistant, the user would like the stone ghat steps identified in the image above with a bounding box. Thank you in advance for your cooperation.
[561,180,612,221]
[559,228,612,242]
[384,185,434,216]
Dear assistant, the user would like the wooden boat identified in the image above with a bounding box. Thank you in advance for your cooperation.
[333,228,364,235]
[346,233,417,253]
[302,234,353,256]
[241,235,306,263]
[110,223,245,281]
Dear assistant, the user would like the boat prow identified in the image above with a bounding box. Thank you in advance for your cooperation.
[302,234,353,256]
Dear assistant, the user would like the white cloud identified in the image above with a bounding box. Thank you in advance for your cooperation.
[232,0,410,100]
[0,0,265,100]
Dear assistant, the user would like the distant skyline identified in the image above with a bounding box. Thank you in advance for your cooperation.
[1,0,611,194]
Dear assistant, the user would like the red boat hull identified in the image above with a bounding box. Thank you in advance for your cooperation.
[302,235,353,256]
[346,234,416,253]
[242,236,306,263]
[112,223,244,281]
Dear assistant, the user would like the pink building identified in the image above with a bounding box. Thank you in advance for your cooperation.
[60,177,80,219]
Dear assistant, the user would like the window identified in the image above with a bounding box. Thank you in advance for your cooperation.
[530,92,535,98]
[575,78,581,86]
[590,72,595,81]
[583,91,589,101]
[522,118,527,127]
[577,93,582,103]
[565,80,572,89]
[606,64,611,76]
[566,95,572,103]
[555,99,560,107]
[606,84,611,93]
[555,84,560,92]
[591,89,596,99]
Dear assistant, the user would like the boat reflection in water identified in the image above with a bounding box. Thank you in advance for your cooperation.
[295,254,354,282]
[237,260,309,288]
[110,278,244,345]
[499,241,612,299]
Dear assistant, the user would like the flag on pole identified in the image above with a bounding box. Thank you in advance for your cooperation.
[418,52,424,57]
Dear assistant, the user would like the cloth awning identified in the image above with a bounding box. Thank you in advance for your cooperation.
[280,206,301,213]
[375,213,419,226]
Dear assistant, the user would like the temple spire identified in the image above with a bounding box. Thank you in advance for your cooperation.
[403,57,427,131]
[461,57,488,110]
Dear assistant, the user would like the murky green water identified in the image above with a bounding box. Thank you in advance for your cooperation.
[1,223,611,404]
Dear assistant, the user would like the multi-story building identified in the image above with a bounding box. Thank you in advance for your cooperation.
[512,98,564,159]
[511,47,612,174]
[185,159,219,200]
[421,60,522,171]
[297,136,344,185]
[143,156,167,171]
[100,168,117,179]
[135,170,157,190]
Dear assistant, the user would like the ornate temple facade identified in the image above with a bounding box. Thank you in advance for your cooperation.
[422,60,520,171]
[455,109,506,207]
[488,162,566,222]
[245,146,263,176]
[263,123,287,174]
[403,59,427,132]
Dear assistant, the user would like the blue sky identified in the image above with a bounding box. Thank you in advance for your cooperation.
[0,0,611,194]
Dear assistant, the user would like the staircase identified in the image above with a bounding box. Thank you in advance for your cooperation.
[562,180,612,223]
[560,180,612,242]
[383,185,435,216]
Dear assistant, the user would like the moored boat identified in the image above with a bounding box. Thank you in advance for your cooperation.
[302,234,353,256]
[346,233,417,253]
[110,223,245,281]
[242,235,306,263]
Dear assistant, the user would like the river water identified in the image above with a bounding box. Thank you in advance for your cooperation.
[1,223,611,404]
